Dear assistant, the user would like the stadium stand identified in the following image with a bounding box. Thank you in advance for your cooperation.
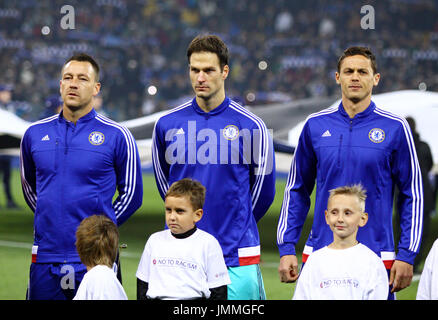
[0,0,437,121]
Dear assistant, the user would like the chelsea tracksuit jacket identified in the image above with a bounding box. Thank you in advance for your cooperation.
[152,97,276,267]
[20,109,143,263]
[277,101,423,268]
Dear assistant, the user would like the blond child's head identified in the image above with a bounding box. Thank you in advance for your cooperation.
[164,178,206,234]
[325,184,368,246]
[75,215,119,269]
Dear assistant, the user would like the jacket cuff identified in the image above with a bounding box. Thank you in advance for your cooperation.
[278,243,296,257]
[396,248,417,265]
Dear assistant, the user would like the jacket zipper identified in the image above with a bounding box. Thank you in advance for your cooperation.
[55,138,59,171]
[337,134,343,167]
[347,120,353,180]
[64,124,69,155]
[62,122,75,262]
[62,123,68,262]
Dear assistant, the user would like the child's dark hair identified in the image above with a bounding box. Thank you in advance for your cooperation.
[165,178,206,211]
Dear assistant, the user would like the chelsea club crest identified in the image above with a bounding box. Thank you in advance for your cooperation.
[89,131,105,145]
[223,125,239,141]
[368,128,385,143]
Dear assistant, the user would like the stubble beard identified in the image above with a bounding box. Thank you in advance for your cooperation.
[196,90,213,102]
[349,96,362,104]
[63,97,93,114]
[345,89,370,105]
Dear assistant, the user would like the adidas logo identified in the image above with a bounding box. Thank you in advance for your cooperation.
[41,135,50,141]
[176,128,185,135]
[321,130,331,137]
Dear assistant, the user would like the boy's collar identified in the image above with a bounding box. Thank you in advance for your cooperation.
[171,226,197,239]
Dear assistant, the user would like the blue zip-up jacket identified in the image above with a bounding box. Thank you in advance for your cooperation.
[277,101,423,267]
[152,97,276,267]
[20,109,143,263]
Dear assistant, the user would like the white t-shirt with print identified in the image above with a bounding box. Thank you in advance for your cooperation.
[136,228,231,300]
[293,243,388,300]
[73,265,128,300]
[417,239,438,300]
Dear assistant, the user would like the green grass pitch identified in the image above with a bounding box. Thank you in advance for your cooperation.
[0,170,435,300]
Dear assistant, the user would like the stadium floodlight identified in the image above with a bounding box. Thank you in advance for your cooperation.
[41,26,50,35]
[246,92,255,102]
[258,60,268,70]
[147,85,157,96]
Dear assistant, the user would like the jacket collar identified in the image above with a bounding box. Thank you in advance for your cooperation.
[58,108,97,124]
[192,96,229,116]
[338,100,376,121]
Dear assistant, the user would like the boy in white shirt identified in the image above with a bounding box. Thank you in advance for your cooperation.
[293,184,389,300]
[417,238,438,299]
[73,215,128,300]
[136,178,231,300]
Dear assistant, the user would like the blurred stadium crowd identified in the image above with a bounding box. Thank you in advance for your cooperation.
[0,0,437,122]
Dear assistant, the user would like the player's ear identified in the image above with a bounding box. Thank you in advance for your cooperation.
[222,65,229,80]
[93,82,101,96]
[324,210,329,225]
[335,71,340,84]
[359,212,368,227]
[373,73,380,86]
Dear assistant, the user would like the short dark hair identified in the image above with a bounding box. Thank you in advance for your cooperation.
[63,53,100,81]
[165,178,206,211]
[75,215,119,268]
[187,35,229,70]
[337,46,377,74]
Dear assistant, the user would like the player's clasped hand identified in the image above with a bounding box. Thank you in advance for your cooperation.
[389,260,413,293]
[278,255,299,283]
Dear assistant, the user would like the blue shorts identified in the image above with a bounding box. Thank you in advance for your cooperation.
[227,264,266,300]
[27,263,87,300]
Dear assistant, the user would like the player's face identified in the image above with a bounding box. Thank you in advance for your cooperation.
[325,194,368,242]
[0,90,11,104]
[189,51,229,103]
[335,55,380,104]
[165,196,202,234]
[60,60,100,111]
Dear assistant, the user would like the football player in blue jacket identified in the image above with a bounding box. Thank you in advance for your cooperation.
[152,35,275,300]
[20,53,143,300]
[277,47,423,299]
